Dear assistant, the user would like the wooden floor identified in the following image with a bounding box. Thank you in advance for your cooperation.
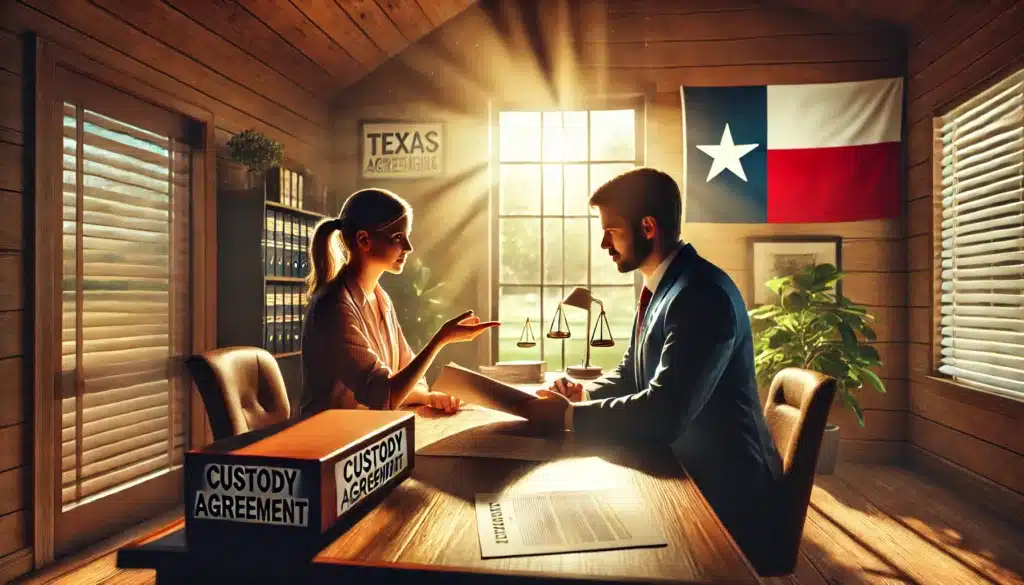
[14,463,1024,585]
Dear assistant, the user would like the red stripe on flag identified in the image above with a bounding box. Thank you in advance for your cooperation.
[766,142,901,223]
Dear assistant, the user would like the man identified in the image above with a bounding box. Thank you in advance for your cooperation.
[520,167,782,570]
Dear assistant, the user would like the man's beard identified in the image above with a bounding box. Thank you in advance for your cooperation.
[615,230,653,273]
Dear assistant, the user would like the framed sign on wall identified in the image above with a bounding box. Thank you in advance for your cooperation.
[360,120,445,180]
[749,236,842,306]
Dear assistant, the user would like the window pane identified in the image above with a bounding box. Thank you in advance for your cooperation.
[563,111,588,162]
[542,164,562,216]
[542,111,588,163]
[591,217,633,285]
[564,218,588,285]
[497,286,541,362]
[564,164,589,216]
[543,218,563,284]
[590,109,635,161]
[500,164,540,215]
[590,163,636,216]
[499,111,541,162]
[542,112,562,163]
[590,286,637,370]
[500,217,540,284]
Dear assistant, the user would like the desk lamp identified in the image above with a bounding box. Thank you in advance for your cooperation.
[548,287,614,379]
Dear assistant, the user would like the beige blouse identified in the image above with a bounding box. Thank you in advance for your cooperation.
[299,267,428,416]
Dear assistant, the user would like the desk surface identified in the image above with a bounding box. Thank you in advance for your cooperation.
[119,406,761,585]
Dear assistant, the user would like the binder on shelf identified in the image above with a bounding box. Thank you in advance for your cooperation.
[264,286,274,350]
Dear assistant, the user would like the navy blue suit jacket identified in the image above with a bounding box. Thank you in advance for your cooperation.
[573,243,782,563]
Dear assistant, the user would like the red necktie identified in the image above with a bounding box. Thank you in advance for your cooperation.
[636,286,653,338]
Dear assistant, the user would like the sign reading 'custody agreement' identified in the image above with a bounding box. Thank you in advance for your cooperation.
[335,427,408,515]
[361,122,444,179]
[193,463,310,527]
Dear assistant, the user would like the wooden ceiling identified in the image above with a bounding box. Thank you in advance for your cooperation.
[99,0,478,101]
[772,0,948,30]
[84,1,940,107]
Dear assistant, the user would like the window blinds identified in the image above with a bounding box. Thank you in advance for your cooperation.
[937,67,1024,399]
[60,102,191,507]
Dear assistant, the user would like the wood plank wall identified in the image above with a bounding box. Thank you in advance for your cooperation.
[0,21,33,585]
[331,0,908,461]
[904,0,1024,521]
[0,0,331,577]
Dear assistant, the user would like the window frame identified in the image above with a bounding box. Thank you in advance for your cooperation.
[32,37,217,566]
[929,66,1024,404]
[487,94,647,368]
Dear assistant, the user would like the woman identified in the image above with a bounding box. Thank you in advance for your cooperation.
[299,188,498,416]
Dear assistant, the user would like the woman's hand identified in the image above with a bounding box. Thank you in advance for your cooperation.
[426,391,462,413]
[433,310,499,347]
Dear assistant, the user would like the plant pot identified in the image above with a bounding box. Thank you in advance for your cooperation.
[816,423,840,474]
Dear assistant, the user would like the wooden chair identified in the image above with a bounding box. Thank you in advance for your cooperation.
[760,367,837,576]
[185,346,291,441]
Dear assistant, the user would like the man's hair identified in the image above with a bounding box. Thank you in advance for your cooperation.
[588,167,682,241]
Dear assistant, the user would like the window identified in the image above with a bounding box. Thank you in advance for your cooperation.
[48,65,198,556]
[935,67,1023,399]
[494,103,644,370]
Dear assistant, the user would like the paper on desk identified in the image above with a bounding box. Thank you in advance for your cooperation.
[414,407,632,462]
[430,362,538,416]
[418,429,568,461]
[474,490,667,559]
[414,408,516,448]
[414,407,564,461]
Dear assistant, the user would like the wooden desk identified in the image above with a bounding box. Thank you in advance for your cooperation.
[118,407,762,585]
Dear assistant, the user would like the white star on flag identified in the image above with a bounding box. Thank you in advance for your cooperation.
[695,124,759,182]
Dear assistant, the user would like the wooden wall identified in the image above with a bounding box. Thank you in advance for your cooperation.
[0,0,332,577]
[904,0,1024,520]
[331,0,908,460]
[0,20,32,585]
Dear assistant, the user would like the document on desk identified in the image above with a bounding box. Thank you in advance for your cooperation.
[430,362,537,416]
[415,407,565,461]
[474,490,667,558]
[418,430,566,461]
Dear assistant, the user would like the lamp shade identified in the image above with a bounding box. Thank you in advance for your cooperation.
[561,287,595,310]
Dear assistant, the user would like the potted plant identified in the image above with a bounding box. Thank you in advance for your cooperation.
[226,129,284,195]
[748,263,886,474]
[381,257,451,380]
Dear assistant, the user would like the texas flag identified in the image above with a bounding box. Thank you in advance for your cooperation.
[681,78,903,223]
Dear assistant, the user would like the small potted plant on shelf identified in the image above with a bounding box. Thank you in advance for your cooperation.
[226,129,284,189]
[748,263,886,474]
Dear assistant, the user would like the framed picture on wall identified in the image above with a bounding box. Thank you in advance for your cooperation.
[749,236,842,306]
[359,119,446,180]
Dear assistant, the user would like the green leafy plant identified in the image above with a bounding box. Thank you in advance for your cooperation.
[226,129,284,173]
[748,263,886,427]
[381,257,450,352]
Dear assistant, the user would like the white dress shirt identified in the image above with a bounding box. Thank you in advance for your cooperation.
[564,241,684,430]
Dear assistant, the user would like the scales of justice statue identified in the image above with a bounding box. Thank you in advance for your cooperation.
[516,287,614,380]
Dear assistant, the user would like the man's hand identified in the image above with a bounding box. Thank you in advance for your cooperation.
[426,391,462,414]
[547,376,585,402]
[515,390,570,433]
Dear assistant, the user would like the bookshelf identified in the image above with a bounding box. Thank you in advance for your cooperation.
[216,159,329,407]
